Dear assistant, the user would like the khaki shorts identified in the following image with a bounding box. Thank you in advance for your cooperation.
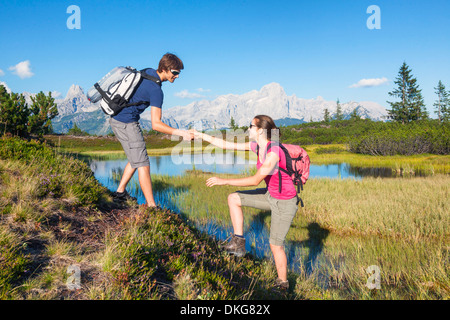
[109,118,150,168]
[236,188,298,246]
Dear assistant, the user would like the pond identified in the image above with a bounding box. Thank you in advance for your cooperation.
[86,152,407,276]
[89,152,398,183]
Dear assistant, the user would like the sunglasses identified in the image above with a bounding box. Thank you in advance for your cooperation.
[170,69,180,76]
[249,123,256,129]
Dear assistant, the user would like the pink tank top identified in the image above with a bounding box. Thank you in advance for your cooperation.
[250,141,297,200]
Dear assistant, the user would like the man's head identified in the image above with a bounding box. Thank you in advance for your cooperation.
[157,53,184,83]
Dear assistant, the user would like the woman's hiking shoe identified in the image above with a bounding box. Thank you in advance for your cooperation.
[274,278,289,291]
[112,190,136,202]
[222,235,246,257]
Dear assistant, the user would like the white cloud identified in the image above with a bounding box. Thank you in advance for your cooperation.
[174,89,205,99]
[197,88,211,93]
[349,77,388,88]
[0,81,12,93]
[9,60,34,79]
[0,69,4,76]
[51,91,62,98]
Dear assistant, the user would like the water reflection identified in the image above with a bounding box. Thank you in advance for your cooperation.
[89,152,255,178]
[88,154,412,182]
[288,222,330,275]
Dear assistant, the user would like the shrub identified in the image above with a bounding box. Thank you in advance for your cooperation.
[281,119,448,155]
[347,122,449,155]
[0,137,105,206]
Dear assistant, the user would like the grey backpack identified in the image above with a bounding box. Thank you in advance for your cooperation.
[87,67,161,116]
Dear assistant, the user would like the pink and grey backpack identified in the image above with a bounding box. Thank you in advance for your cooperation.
[257,142,310,207]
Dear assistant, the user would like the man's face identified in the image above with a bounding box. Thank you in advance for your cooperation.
[164,69,180,83]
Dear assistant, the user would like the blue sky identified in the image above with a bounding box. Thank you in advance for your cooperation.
[1,0,449,116]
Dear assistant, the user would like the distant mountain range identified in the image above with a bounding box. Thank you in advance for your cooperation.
[23,83,388,135]
[155,82,388,130]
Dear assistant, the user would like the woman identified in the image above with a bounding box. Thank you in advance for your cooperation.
[194,115,298,290]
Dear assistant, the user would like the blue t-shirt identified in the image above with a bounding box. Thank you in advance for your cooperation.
[112,68,163,123]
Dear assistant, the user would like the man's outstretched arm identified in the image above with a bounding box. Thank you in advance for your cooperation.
[151,106,193,140]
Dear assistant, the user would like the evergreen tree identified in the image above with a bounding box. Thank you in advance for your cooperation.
[409,79,428,121]
[28,91,59,136]
[335,98,344,120]
[323,108,330,123]
[0,85,30,137]
[387,62,428,123]
[433,80,450,123]
[67,123,89,136]
[0,85,8,135]
[229,116,238,130]
[350,107,361,121]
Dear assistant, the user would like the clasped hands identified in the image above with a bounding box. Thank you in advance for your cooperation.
[179,128,209,141]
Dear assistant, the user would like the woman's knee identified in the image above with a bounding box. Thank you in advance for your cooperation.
[228,193,241,206]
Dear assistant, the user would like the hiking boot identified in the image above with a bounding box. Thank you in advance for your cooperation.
[112,190,136,203]
[222,235,246,257]
[275,278,289,291]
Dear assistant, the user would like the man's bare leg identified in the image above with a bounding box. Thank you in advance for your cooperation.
[138,165,157,207]
[117,162,136,193]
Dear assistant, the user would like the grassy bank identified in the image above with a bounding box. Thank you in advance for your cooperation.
[146,171,449,299]
[1,137,448,299]
[0,137,289,300]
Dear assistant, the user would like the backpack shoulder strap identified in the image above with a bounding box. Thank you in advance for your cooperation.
[267,142,284,194]
[140,68,162,86]
[256,141,274,159]
[121,68,161,108]
[258,141,285,194]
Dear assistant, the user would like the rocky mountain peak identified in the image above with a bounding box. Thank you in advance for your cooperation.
[65,84,85,100]
[259,82,286,97]
[47,82,388,135]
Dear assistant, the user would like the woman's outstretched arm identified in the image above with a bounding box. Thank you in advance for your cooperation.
[194,130,250,151]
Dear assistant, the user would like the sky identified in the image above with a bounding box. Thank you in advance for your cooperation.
[1,0,449,116]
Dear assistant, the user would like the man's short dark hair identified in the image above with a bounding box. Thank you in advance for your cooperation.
[158,53,184,72]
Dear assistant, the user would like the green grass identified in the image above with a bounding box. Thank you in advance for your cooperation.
[0,137,106,207]
[146,172,449,239]
[104,208,286,300]
[1,136,448,300]
[147,171,449,299]
[0,228,30,298]
[0,137,290,300]
[299,175,448,238]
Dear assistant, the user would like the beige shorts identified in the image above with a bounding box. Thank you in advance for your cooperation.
[236,188,298,246]
[109,118,150,168]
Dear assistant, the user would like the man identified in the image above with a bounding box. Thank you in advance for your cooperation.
[109,53,192,208]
